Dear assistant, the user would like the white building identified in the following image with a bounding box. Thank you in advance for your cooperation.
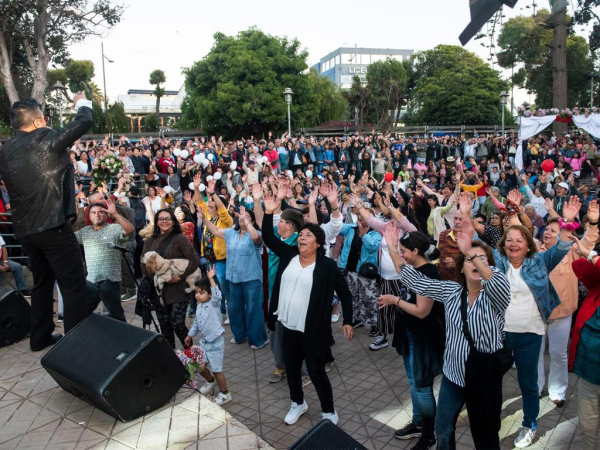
[117,85,186,132]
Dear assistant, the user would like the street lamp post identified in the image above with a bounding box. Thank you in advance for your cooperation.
[499,90,509,137]
[101,43,114,112]
[49,81,68,127]
[283,88,294,136]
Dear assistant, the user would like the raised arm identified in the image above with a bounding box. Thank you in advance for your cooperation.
[49,96,93,153]
[197,208,226,239]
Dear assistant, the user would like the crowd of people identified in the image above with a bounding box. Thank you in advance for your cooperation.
[2,98,600,450]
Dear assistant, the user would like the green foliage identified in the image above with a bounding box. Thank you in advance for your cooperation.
[91,101,106,134]
[0,0,124,103]
[65,60,95,96]
[149,69,166,116]
[404,45,509,125]
[182,28,330,138]
[497,9,595,107]
[46,69,68,87]
[0,118,11,136]
[572,0,600,56]
[105,102,129,134]
[306,69,348,125]
[365,58,408,131]
[144,114,160,132]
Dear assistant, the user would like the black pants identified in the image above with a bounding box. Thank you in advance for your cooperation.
[86,280,126,322]
[19,224,88,350]
[283,326,334,413]
[465,367,503,449]
[156,301,189,348]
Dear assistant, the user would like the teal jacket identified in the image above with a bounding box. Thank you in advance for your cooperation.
[337,224,381,273]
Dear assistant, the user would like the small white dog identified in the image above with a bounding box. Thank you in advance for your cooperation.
[141,251,203,293]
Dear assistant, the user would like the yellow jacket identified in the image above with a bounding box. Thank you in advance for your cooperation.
[197,200,233,261]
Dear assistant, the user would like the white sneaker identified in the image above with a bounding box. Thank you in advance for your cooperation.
[213,391,232,405]
[223,314,230,325]
[284,401,308,425]
[331,313,340,323]
[250,339,269,350]
[514,427,536,448]
[322,411,339,425]
[200,379,217,395]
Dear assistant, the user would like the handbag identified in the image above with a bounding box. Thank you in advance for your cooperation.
[358,262,378,279]
[460,287,513,377]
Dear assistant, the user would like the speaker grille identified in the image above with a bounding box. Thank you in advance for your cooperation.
[0,287,31,348]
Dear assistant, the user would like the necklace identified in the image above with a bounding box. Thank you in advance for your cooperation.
[509,265,522,305]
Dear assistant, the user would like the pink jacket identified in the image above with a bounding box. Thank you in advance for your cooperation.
[564,153,587,171]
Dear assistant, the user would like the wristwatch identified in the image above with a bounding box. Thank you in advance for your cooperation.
[587,251,598,263]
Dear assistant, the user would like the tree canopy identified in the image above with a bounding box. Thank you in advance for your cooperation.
[572,0,600,57]
[182,28,345,138]
[149,69,166,117]
[0,0,123,105]
[497,9,595,108]
[403,45,510,126]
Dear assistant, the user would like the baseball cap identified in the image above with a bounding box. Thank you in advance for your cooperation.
[557,182,569,190]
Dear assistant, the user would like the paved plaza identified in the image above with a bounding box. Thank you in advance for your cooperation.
[0,299,585,449]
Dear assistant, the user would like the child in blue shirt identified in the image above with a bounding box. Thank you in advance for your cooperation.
[184,265,231,405]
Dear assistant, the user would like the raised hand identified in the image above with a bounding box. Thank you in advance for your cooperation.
[308,187,319,205]
[263,190,280,214]
[238,206,247,227]
[458,191,472,218]
[587,199,599,223]
[326,182,339,205]
[563,196,582,222]
[507,189,521,206]
[193,173,202,188]
[382,221,400,251]
[104,197,117,216]
[207,264,216,279]
[206,179,216,195]
[545,197,554,212]
[567,235,593,258]
[252,182,263,201]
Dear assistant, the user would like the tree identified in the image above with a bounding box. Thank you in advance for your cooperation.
[404,45,509,126]
[365,58,408,133]
[0,0,123,105]
[149,69,166,117]
[64,60,95,96]
[306,69,348,126]
[144,114,160,132]
[572,0,600,57]
[344,76,372,132]
[91,100,106,134]
[497,9,595,108]
[105,102,129,134]
[182,28,321,138]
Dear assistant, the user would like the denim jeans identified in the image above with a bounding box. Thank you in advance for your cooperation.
[86,279,126,322]
[228,279,268,347]
[436,375,465,450]
[214,260,229,315]
[506,331,543,429]
[403,330,436,434]
[1,260,27,290]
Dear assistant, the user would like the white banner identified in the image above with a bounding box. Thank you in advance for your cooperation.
[515,143,523,171]
[573,114,600,138]
[518,116,557,141]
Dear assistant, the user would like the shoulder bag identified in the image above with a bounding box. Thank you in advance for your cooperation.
[460,287,513,379]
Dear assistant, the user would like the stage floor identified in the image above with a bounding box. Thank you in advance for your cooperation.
[0,299,584,449]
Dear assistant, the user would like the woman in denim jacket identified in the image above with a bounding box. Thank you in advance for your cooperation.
[492,195,580,449]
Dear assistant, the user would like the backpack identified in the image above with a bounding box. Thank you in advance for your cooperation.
[130,197,146,229]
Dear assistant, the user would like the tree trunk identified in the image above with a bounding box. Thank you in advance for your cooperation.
[0,30,19,105]
[552,6,568,134]
[155,85,161,117]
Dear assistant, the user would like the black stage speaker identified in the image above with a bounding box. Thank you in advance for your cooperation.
[41,314,188,422]
[289,419,367,450]
[0,287,31,348]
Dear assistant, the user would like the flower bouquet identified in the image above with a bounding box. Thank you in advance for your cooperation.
[91,154,123,186]
[117,170,135,192]
[175,346,206,389]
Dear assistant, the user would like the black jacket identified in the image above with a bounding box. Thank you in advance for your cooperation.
[0,106,93,239]
[262,213,353,354]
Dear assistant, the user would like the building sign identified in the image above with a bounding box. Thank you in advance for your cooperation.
[348,66,368,74]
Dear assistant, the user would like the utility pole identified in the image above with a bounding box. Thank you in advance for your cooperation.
[551,1,568,134]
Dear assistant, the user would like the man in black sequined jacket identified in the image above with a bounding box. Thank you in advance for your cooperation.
[0,93,93,350]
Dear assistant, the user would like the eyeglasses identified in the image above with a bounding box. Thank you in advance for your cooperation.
[157,217,173,222]
[465,255,488,263]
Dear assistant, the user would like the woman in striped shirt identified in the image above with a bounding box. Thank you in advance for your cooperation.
[381,192,510,450]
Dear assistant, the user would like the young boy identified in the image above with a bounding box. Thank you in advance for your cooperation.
[184,265,231,405]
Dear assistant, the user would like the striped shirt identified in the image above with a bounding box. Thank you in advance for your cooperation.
[398,264,510,387]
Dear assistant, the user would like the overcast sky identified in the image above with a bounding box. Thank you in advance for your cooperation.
[66,0,585,108]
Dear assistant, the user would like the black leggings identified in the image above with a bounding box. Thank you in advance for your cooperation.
[156,301,189,348]
[283,326,334,413]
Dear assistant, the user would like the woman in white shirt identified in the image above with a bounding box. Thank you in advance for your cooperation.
[77,151,92,177]
[261,193,354,428]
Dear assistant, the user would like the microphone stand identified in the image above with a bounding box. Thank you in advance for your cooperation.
[114,246,161,334]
